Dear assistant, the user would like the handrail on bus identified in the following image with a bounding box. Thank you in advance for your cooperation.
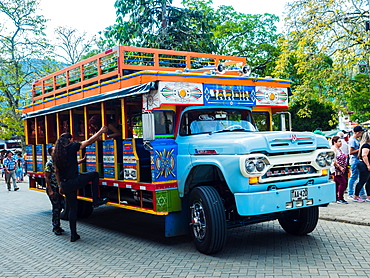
[31,46,247,103]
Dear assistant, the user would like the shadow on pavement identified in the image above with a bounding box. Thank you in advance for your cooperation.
[79,205,192,246]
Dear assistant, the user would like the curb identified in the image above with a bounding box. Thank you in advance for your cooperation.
[319,216,370,227]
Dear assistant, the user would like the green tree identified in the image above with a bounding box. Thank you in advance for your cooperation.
[0,0,49,149]
[289,100,337,131]
[210,6,281,76]
[103,0,281,77]
[103,0,216,53]
[347,73,370,122]
[274,0,370,120]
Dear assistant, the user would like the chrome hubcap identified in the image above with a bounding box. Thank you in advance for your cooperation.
[190,201,206,240]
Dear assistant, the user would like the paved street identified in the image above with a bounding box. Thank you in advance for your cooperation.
[2,180,370,278]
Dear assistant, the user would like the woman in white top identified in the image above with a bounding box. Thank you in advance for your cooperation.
[331,136,348,204]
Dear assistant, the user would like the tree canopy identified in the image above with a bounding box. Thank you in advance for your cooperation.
[274,0,370,122]
[0,0,50,148]
[103,0,281,76]
[347,73,370,123]
[289,99,337,131]
[103,0,216,53]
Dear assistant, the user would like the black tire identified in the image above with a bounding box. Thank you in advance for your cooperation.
[77,200,93,218]
[189,186,227,254]
[278,206,319,235]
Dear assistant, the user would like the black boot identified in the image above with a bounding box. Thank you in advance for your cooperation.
[70,233,80,242]
[53,227,65,236]
[93,198,108,208]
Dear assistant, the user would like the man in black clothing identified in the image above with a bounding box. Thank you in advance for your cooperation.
[54,126,108,242]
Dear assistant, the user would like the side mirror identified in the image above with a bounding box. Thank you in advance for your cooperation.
[142,113,155,141]
[272,112,292,131]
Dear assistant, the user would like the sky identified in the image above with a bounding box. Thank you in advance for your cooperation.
[38,0,288,39]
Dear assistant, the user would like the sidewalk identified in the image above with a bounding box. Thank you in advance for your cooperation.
[319,193,370,226]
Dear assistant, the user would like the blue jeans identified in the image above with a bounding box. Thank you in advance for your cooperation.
[348,161,365,196]
[355,161,370,196]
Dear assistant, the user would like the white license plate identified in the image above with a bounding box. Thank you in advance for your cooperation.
[291,188,308,201]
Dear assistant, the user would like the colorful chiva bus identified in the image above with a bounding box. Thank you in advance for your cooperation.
[23,46,336,254]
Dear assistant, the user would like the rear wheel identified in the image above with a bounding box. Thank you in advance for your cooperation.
[278,206,319,235]
[60,198,93,220]
[77,200,93,218]
[189,186,227,254]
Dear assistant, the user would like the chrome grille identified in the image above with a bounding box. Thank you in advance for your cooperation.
[262,165,317,179]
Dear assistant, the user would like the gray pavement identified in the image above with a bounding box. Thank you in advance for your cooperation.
[2,179,370,277]
[319,193,370,226]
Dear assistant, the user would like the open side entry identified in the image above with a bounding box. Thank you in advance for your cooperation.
[273,111,292,131]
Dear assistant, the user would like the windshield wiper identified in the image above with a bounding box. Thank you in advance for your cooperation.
[211,128,252,134]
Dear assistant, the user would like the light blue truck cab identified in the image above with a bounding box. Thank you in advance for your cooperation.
[170,105,336,254]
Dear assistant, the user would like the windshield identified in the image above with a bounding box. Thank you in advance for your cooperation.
[179,109,256,136]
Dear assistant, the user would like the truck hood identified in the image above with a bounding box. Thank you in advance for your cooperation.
[184,131,329,155]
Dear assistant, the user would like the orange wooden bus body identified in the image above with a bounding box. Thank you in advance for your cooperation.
[23,46,290,218]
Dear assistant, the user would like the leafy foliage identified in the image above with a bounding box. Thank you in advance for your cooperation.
[209,5,281,76]
[103,0,281,76]
[103,0,216,53]
[289,100,337,131]
[0,0,51,148]
[274,0,370,119]
[347,74,370,123]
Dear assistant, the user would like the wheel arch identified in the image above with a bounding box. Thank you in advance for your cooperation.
[183,164,236,214]
[184,164,228,195]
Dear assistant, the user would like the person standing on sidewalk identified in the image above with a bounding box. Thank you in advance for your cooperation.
[54,127,108,242]
[44,146,65,236]
[353,131,370,202]
[15,152,24,182]
[331,136,348,204]
[348,126,365,199]
[338,131,350,184]
[3,151,19,192]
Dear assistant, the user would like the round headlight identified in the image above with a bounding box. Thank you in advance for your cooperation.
[316,154,326,167]
[256,160,265,172]
[325,153,334,166]
[245,161,255,173]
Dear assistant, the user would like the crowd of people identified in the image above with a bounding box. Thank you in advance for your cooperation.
[0,150,25,191]
[329,125,370,204]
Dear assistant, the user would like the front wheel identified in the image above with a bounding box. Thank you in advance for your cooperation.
[278,206,319,235]
[189,186,227,254]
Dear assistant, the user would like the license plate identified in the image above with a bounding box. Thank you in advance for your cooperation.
[291,188,308,201]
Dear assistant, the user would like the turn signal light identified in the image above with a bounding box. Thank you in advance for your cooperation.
[249,177,259,184]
